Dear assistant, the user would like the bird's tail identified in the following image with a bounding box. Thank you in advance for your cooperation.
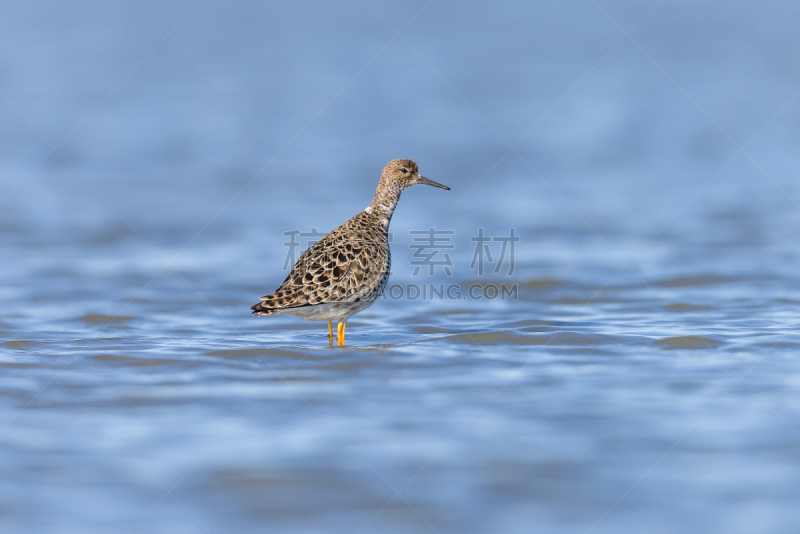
[250,300,281,316]
[250,290,302,316]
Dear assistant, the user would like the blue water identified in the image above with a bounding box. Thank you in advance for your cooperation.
[2,1,800,532]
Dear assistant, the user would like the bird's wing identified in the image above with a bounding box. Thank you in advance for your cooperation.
[251,215,389,313]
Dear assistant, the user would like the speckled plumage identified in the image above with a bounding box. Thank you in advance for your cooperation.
[250,159,449,342]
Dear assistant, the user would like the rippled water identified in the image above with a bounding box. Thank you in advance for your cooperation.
[3,1,800,533]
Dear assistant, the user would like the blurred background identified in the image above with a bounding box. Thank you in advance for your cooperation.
[2,1,800,533]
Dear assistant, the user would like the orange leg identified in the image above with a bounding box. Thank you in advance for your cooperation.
[328,321,334,345]
[337,320,346,346]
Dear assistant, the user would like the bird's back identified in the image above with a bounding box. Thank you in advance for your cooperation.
[250,210,391,316]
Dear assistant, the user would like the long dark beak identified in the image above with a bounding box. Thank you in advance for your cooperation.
[417,175,450,190]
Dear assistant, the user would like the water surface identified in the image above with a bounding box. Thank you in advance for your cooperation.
[2,1,800,533]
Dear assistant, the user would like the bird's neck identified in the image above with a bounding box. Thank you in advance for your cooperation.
[366,183,402,227]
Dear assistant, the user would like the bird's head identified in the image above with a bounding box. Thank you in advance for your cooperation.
[380,159,450,192]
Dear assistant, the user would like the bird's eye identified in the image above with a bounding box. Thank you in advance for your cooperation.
[400,167,409,174]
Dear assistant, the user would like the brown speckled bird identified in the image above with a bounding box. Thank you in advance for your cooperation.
[251,159,449,345]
